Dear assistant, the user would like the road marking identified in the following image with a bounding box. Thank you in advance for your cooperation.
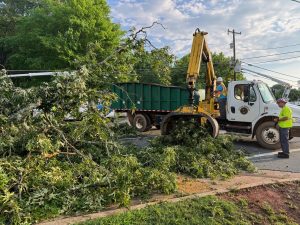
[247,148,300,159]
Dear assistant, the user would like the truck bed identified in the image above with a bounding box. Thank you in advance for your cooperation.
[111,83,190,112]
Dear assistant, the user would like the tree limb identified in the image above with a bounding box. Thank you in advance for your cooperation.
[99,21,165,65]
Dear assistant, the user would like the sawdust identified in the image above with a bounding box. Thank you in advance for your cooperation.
[176,175,211,194]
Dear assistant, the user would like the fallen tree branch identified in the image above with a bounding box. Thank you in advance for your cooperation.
[43,113,86,158]
[42,151,77,159]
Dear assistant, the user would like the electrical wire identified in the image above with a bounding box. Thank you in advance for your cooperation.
[244,71,300,88]
[238,43,300,51]
[242,62,300,79]
[243,70,300,88]
[249,55,300,64]
[242,69,296,83]
[241,50,300,60]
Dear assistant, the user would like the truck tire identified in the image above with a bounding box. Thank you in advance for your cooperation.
[133,114,152,132]
[256,121,281,150]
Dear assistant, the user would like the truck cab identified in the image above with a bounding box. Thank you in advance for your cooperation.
[223,80,300,149]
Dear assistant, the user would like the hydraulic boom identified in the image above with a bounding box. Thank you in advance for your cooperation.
[186,29,217,105]
[161,29,220,137]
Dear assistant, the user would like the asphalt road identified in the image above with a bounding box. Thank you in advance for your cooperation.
[235,137,300,173]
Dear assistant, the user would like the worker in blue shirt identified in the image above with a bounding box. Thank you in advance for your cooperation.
[215,77,227,119]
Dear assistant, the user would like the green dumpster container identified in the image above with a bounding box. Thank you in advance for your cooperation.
[111,83,190,112]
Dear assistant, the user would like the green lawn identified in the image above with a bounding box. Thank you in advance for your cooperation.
[78,195,297,225]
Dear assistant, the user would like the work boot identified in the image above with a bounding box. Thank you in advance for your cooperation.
[278,152,289,158]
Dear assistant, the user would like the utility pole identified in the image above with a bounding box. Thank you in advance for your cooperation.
[228,29,241,81]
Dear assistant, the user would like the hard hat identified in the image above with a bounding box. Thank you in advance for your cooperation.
[277,98,287,103]
[217,77,223,82]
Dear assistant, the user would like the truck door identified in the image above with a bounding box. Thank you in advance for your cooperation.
[227,83,260,122]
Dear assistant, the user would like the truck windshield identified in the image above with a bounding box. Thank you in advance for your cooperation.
[257,83,275,103]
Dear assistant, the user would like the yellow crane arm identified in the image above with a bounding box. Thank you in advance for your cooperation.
[186,29,216,102]
[161,29,220,136]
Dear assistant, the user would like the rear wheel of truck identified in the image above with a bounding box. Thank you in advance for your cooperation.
[133,114,152,132]
[256,121,281,150]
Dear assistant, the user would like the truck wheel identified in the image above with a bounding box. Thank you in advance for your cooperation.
[256,121,281,150]
[133,114,152,132]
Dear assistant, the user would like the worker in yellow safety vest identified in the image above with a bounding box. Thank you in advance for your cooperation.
[274,98,293,158]
[215,77,227,119]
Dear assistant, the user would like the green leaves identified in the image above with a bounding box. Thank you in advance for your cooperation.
[134,46,175,85]
[147,120,255,179]
[4,0,122,70]
[0,162,24,225]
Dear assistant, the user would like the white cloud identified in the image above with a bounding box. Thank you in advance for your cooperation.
[108,0,300,84]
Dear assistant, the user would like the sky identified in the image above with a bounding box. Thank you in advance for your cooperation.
[107,0,300,88]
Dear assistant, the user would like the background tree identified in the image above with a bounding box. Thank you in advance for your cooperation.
[213,52,244,84]
[5,0,123,70]
[271,84,285,99]
[271,84,300,102]
[289,89,300,102]
[0,0,40,66]
[171,54,189,87]
[133,46,174,85]
[80,23,174,88]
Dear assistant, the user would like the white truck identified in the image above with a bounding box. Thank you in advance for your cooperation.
[222,80,300,149]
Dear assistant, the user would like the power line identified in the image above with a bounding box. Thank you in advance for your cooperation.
[242,69,296,83]
[243,69,300,87]
[128,63,228,72]
[241,50,300,60]
[238,43,300,51]
[242,62,300,79]
[248,55,300,64]
[244,71,300,88]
